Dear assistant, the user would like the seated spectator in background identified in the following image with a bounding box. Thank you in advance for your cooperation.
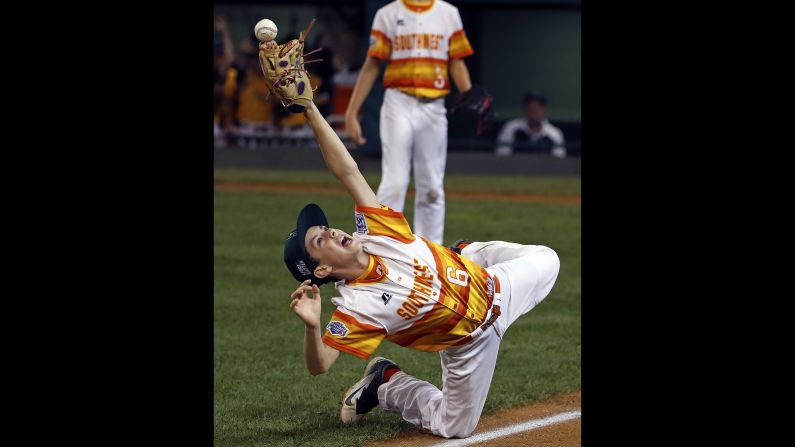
[214,16,236,147]
[235,38,278,147]
[495,91,566,158]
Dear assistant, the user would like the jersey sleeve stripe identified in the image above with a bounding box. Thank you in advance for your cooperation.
[449,29,474,59]
[322,335,371,360]
[368,29,392,60]
[450,47,474,60]
[371,29,391,43]
[332,308,385,332]
[449,29,466,41]
[355,205,402,217]
[355,205,416,243]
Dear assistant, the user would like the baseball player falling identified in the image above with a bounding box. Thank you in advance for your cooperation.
[283,101,559,438]
[257,16,555,440]
[345,0,479,245]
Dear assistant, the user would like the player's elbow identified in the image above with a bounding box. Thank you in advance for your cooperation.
[308,358,336,376]
[308,366,328,376]
[337,163,360,179]
[364,56,382,73]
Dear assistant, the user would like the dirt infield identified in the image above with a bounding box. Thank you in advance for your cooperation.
[364,390,581,447]
[214,182,581,206]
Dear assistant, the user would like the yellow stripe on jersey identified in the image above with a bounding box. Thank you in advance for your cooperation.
[395,86,447,99]
[428,238,493,327]
[368,29,392,60]
[383,58,450,98]
[322,309,386,360]
[355,205,415,243]
[449,29,474,60]
[387,238,494,352]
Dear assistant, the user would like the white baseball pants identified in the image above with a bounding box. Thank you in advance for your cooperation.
[377,241,561,438]
[377,89,448,244]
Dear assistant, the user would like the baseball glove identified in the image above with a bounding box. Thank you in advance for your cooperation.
[258,18,323,113]
[449,84,494,136]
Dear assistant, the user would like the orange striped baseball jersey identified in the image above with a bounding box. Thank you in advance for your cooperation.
[367,0,474,99]
[321,205,499,360]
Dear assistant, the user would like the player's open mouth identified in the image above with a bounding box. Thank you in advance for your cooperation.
[341,235,352,247]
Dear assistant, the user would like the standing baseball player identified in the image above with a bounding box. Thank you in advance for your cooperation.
[283,101,559,438]
[344,0,477,245]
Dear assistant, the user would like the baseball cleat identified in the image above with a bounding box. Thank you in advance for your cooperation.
[449,239,475,254]
[340,356,400,424]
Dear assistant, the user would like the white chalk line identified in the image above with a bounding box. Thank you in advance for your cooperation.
[428,409,581,447]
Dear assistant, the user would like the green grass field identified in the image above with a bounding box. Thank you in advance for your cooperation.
[214,169,581,447]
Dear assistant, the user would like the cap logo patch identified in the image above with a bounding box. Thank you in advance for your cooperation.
[296,260,312,276]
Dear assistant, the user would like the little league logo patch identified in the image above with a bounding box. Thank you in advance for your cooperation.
[369,35,377,47]
[355,212,368,234]
[327,321,348,337]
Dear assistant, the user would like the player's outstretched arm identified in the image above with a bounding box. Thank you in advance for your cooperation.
[304,102,379,208]
[290,280,341,375]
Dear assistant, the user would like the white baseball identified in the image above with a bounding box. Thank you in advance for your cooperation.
[254,19,278,42]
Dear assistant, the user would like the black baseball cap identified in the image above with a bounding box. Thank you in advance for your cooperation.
[283,203,336,285]
[523,91,548,107]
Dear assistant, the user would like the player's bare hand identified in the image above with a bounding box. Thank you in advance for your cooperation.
[290,280,322,328]
[344,113,366,145]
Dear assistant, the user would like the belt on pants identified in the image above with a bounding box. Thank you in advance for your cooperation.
[451,274,502,346]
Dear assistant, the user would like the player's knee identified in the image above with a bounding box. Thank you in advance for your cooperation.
[415,185,444,205]
[545,246,561,276]
[534,246,561,299]
[439,413,478,438]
